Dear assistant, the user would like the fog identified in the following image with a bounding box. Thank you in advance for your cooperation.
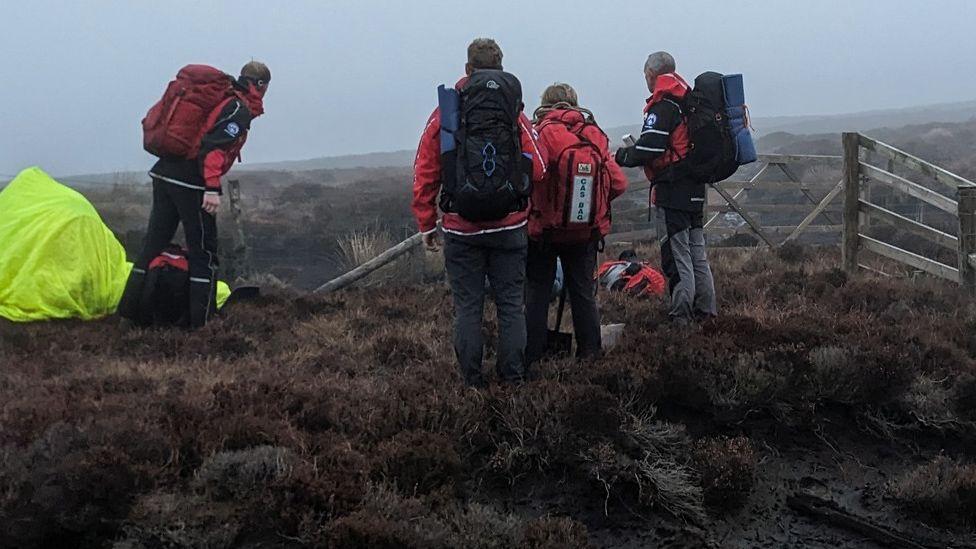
[1,0,974,177]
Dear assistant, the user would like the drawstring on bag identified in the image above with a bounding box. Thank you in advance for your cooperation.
[532,102,597,126]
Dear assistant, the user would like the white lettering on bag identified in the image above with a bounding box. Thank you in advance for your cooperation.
[570,175,593,224]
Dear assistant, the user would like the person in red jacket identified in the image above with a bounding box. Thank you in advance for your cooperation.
[597,250,667,298]
[118,61,270,329]
[524,83,628,365]
[615,51,716,324]
[412,38,547,386]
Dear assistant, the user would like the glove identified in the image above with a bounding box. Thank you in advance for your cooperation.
[615,147,632,167]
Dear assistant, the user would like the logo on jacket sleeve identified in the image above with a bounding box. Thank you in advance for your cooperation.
[224,122,241,137]
[643,113,658,129]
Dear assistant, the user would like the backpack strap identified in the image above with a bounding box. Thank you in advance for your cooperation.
[662,97,684,115]
[653,95,689,173]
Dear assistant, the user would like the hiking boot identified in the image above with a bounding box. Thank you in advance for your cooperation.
[463,373,487,389]
[694,311,718,324]
[670,315,694,327]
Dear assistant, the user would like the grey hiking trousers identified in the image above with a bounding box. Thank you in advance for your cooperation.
[444,228,528,386]
[656,207,717,321]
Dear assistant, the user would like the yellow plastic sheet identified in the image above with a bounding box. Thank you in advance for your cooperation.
[0,167,229,322]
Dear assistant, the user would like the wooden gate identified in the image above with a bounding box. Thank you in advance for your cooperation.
[607,154,844,246]
[841,132,976,290]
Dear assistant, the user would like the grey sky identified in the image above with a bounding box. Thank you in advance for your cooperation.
[2,0,974,176]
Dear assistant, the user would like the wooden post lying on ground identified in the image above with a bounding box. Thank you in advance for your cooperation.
[957,185,976,293]
[226,179,252,275]
[842,133,862,273]
[788,493,936,549]
[314,231,425,294]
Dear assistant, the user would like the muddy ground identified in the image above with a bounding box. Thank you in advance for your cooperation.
[1,245,975,548]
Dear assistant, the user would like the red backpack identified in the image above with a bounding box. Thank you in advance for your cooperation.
[533,112,612,241]
[142,65,237,159]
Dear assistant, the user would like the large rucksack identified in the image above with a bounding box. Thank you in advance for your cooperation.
[134,245,191,327]
[533,113,612,240]
[681,72,757,184]
[142,65,237,159]
[438,70,531,222]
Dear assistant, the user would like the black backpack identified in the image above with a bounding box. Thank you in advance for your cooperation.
[440,70,531,222]
[135,246,191,327]
[681,71,740,184]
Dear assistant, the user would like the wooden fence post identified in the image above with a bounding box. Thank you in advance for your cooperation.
[957,185,976,292]
[226,179,252,275]
[842,133,862,273]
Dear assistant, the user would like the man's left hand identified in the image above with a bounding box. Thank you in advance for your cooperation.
[614,147,632,167]
[202,193,221,214]
[422,231,440,252]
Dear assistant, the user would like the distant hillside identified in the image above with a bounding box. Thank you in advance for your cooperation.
[225,99,976,173]
[241,149,417,172]
[751,99,976,137]
[759,118,976,181]
[59,99,975,181]
[603,99,976,151]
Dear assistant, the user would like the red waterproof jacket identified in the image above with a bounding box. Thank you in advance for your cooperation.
[529,109,629,242]
[642,73,690,184]
[201,85,266,192]
[616,72,702,211]
[597,260,667,297]
[412,78,547,236]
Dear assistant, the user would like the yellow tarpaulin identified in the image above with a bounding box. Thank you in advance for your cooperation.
[0,167,229,322]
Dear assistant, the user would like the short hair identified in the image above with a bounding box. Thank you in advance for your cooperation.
[644,51,675,76]
[240,61,271,84]
[540,83,579,108]
[467,38,503,70]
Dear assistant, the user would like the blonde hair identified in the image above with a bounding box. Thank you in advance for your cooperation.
[540,83,578,108]
[533,83,595,124]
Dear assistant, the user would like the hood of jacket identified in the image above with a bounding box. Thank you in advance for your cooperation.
[234,80,265,118]
[644,72,690,112]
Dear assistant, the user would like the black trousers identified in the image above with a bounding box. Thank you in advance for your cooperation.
[443,228,528,386]
[525,238,601,364]
[117,179,218,328]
